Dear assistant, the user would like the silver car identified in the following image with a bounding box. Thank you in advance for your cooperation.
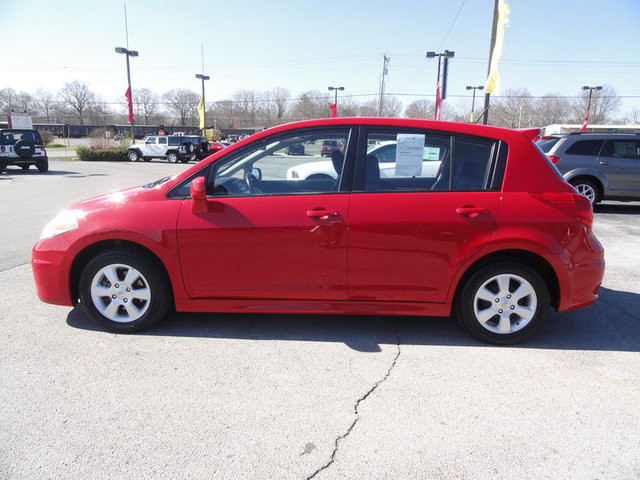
[543,133,640,205]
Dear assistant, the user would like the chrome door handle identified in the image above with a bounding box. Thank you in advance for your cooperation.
[306,209,338,219]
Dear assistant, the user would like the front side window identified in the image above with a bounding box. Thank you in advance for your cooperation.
[363,130,496,192]
[158,137,167,145]
[211,128,351,197]
[145,137,157,145]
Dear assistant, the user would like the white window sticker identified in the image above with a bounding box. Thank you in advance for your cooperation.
[395,134,425,176]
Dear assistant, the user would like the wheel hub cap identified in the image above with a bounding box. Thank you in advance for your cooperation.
[90,264,151,323]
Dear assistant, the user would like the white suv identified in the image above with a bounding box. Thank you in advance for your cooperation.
[127,135,193,163]
[0,129,48,173]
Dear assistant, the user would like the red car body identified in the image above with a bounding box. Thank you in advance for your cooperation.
[32,118,605,343]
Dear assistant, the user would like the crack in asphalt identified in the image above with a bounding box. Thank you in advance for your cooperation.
[306,320,402,480]
[0,262,29,274]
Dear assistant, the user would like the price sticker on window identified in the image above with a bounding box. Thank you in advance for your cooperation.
[395,134,425,176]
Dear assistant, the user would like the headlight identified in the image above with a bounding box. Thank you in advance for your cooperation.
[40,210,83,240]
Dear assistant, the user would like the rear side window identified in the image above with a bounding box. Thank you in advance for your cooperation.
[600,139,640,159]
[565,140,603,156]
[168,137,181,146]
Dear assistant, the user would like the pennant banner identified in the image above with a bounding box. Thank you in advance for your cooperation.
[580,110,589,133]
[484,0,510,94]
[198,98,205,129]
[125,86,134,124]
[329,103,337,118]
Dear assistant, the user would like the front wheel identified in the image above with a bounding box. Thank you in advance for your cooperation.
[455,261,550,344]
[78,248,171,333]
[166,151,178,163]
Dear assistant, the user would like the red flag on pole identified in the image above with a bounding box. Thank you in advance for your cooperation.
[125,86,134,124]
[329,103,337,118]
[579,110,589,133]
[435,82,442,121]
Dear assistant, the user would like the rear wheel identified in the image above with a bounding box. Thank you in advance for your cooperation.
[455,261,550,344]
[79,248,171,333]
[127,150,140,162]
[36,159,49,173]
[570,178,600,206]
[167,151,179,163]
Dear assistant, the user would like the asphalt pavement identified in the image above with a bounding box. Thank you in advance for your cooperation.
[1,160,639,479]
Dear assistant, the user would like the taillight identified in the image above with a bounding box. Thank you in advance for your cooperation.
[0,146,5,153]
[530,192,593,227]
[548,155,561,164]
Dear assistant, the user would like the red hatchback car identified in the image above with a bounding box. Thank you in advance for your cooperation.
[32,118,604,344]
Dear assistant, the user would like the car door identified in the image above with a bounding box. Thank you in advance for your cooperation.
[347,126,503,303]
[598,138,640,196]
[176,126,355,300]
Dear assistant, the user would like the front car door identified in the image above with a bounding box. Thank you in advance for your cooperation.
[347,126,504,303]
[176,127,355,300]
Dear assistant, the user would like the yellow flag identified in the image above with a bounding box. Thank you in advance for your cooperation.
[197,98,205,130]
[485,0,510,94]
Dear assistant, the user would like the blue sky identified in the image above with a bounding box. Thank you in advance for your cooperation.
[1,0,639,115]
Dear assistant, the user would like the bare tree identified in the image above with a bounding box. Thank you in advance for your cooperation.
[33,89,55,122]
[405,99,435,119]
[231,89,260,127]
[134,88,160,124]
[58,81,95,124]
[0,88,17,115]
[291,90,330,120]
[270,87,290,122]
[490,89,536,128]
[533,94,573,126]
[337,96,361,117]
[164,88,199,126]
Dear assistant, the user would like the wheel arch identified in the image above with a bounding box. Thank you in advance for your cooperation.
[563,169,606,192]
[451,249,560,311]
[69,239,174,306]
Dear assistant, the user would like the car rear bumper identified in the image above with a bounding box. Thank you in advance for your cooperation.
[0,155,47,165]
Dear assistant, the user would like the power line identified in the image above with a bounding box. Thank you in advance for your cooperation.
[437,0,467,51]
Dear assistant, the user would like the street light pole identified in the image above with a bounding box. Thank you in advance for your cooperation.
[328,86,344,116]
[466,85,484,123]
[196,73,210,135]
[115,47,138,140]
[581,85,602,132]
[426,50,455,120]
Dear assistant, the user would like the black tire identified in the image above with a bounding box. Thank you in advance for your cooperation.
[166,151,179,163]
[143,157,151,162]
[0,164,5,174]
[455,261,550,345]
[37,158,49,173]
[21,165,30,171]
[78,248,171,333]
[180,157,190,163]
[127,149,140,162]
[569,178,600,206]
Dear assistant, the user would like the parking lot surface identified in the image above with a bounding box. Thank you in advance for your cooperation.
[1,160,639,479]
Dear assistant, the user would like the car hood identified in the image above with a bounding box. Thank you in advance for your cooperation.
[67,184,155,213]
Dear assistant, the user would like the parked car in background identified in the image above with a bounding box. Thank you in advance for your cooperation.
[32,118,604,345]
[127,135,191,163]
[543,132,640,205]
[0,128,48,173]
[185,135,211,160]
[285,143,305,155]
[320,139,341,157]
[209,141,231,153]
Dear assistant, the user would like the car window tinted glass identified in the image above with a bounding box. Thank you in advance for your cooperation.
[600,139,640,159]
[1,130,42,145]
[158,137,167,145]
[212,128,350,196]
[363,130,495,192]
[536,137,561,153]
[145,137,156,145]
[565,140,603,156]
[168,137,181,146]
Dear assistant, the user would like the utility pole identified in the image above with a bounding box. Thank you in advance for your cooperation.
[116,2,137,141]
[328,86,344,116]
[378,55,390,116]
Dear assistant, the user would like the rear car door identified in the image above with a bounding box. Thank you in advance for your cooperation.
[347,126,504,303]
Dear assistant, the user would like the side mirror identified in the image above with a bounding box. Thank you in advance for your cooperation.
[190,176,208,214]
[251,167,262,180]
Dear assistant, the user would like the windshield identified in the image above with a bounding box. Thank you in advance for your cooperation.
[0,130,43,145]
